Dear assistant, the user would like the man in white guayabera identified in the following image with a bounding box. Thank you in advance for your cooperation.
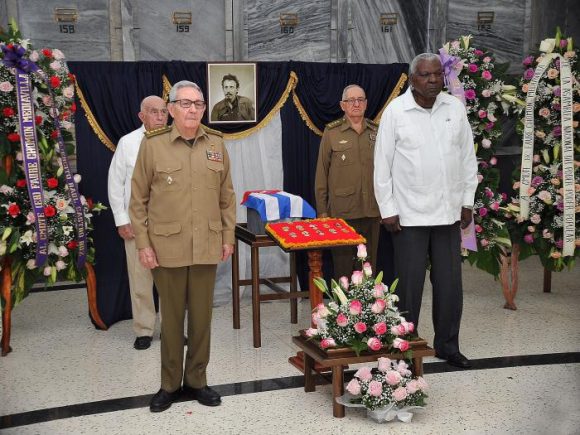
[374,53,478,369]
[107,95,168,350]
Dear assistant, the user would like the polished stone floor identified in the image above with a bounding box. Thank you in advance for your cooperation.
[1,256,579,434]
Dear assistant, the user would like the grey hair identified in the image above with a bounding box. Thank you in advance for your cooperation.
[168,80,204,102]
[341,84,365,101]
[409,53,441,75]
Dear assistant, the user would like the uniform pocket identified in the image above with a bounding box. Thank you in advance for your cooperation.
[331,142,354,167]
[151,222,182,259]
[206,161,223,189]
[331,185,357,215]
[155,162,182,192]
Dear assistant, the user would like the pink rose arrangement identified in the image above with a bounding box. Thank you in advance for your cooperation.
[441,35,513,277]
[504,27,580,271]
[343,357,428,411]
[309,244,414,356]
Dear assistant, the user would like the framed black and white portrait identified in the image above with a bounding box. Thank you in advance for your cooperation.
[207,63,257,124]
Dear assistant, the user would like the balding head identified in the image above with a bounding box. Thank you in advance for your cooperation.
[138,95,168,131]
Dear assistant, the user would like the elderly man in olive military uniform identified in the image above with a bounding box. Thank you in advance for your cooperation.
[210,73,255,122]
[130,80,236,412]
[314,84,381,279]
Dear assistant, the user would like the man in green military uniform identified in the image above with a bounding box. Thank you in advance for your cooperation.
[130,80,236,412]
[314,84,381,279]
[210,73,255,122]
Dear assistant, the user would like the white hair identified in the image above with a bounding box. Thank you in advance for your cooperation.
[341,84,365,101]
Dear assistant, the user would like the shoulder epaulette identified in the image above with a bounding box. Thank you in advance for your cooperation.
[325,118,345,130]
[202,125,223,137]
[144,125,171,138]
[366,118,379,129]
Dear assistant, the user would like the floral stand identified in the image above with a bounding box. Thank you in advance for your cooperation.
[1,259,107,356]
[291,332,434,417]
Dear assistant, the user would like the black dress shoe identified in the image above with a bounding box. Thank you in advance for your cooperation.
[437,351,472,369]
[182,385,221,406]
[134,336,152,350]
[149,388,181,412]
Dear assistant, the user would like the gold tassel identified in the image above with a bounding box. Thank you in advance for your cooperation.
[222,71,298,140]
[162,75,171,102]
[373,73,408,123]
[75,81,116,152]
[291,83,324,137]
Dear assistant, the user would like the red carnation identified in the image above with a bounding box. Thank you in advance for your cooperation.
[8,203,20,218]
[71,102,77,113]
[3,107,15,117]
[49,76,61,88]
[86,197,94,210]
[35,115,43,125]
[46,177,58,189]
[7,132,20,142]
[42,48,53,58]
[67,240,78,250]
[16,179,27,188]
[44,205,56,217]
[6,43,14,50]
[50,130,59,139]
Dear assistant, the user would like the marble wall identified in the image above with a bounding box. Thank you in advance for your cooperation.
[349,0,430,64]
[13,0,111,61]
[123,0,226,61]
[1,0,578,66]
[245,0,331,62]
[446,0,527,72]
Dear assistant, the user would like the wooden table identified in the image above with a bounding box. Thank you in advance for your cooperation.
[231,224,309,348]
[292,333,435,418]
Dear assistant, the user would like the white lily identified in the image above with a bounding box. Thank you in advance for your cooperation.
[539,38,555,53]
[331,281,349,306]
[461,35,472,49]
[19,230,34,246]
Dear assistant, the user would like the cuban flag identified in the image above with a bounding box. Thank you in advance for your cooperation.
[241,190,316,222]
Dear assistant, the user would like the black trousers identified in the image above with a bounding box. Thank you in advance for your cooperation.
[392,222,463,357]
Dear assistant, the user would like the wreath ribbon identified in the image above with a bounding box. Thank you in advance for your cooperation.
[3,43,87,267]
[519,53,575,257]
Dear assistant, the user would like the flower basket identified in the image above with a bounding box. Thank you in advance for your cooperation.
[306,244,415,357]
[336,357,428,423]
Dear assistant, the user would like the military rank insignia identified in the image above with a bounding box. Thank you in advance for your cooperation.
[206,150,223,162]
[369,132,376,142]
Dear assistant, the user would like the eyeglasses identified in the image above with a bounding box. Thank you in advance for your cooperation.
[172,99,206,109]
[415,71,444,79]
[342,97,367,105]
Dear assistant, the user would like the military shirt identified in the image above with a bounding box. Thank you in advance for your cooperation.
[210,96,255,122]
[314,117,380,219]
[129,124,236,267]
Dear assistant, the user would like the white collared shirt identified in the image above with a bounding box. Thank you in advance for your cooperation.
[374,88,478,226]
[107,125,146,227]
